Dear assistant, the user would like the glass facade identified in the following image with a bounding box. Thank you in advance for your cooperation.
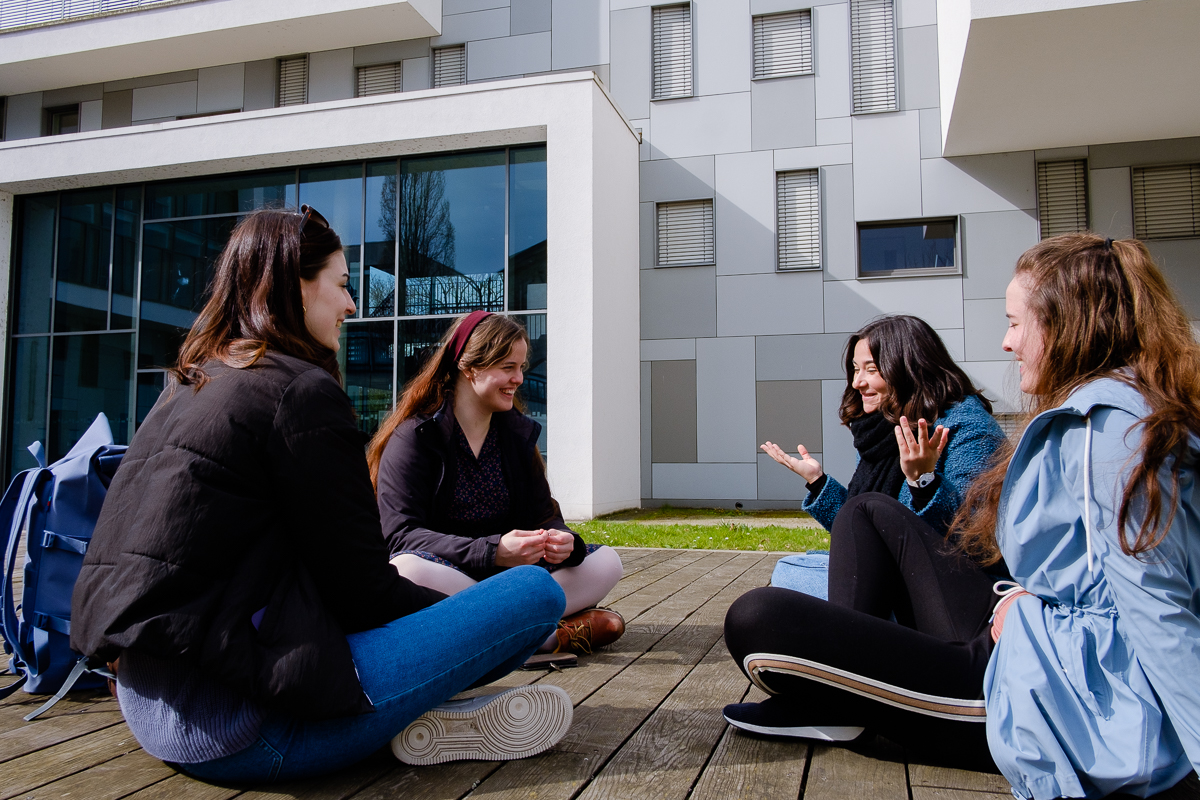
[6,146,548,478]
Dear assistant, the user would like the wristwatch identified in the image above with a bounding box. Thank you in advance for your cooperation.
[907,471,936,489]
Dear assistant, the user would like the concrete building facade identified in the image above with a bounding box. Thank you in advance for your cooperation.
[1,0,1198,515]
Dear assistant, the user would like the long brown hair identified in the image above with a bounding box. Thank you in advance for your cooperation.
[839,314,992,426]
[172,208,344,388]
[366,313,530,487]
[953,233,1200,564]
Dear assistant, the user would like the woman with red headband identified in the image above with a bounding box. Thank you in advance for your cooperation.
[367,311,625,655]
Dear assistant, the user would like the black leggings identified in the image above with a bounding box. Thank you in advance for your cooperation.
[724,493,1001,766]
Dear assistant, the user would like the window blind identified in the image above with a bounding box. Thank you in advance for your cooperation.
[850,0,896,114]
[753,10,813,79]
[777,170,821,270]
[277,56,308,107]
[657,200,713,266]
[433,46,466,88]
[1133,164,1200,240]
[652,4,693,100]
[1036,160,1088,239]
[357,62,403,97]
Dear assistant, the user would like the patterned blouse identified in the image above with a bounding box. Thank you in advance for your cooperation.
[449,422,511,526]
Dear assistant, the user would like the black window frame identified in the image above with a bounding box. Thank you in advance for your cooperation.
[856,217,960,279]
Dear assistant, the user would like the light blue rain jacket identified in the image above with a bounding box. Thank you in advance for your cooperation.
[985,378,1200,799]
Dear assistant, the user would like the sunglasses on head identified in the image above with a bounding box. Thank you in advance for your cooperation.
[298,204,330,236]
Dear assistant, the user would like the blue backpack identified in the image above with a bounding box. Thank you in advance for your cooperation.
[0,414,125,720]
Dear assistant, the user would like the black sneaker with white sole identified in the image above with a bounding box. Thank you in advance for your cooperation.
[723,697,864,742]
[392,685,573,766]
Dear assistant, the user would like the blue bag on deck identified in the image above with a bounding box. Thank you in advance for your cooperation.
[0,414,125,720]
[770,550,830,600]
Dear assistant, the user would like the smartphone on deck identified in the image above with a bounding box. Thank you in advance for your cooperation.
[520,652,578,670]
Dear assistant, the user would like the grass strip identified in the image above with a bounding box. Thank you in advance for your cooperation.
[597,504,813,522]
[573,521,831,553]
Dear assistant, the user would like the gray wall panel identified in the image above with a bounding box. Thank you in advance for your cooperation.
[610,7,651,120]
[552,0,608,70]
[756,332,849,380]
[694,0,752,97]
[243,60,277,111]
[468,32,552,79]
[641,360,653,497]
[197,64,244,113]
[718,271,825,335]
[1089,137,1200,170]
[309,49,355,103]
[822,163,856,281]
[80,100,102,132]
[640,201,655,268]
[921,151,1036,216]
[101,90,133,129]
[757,379,823,453]
[715,150,774,275]
[937,327,966,363]
[961,210,1037,300]
[823,276,964,333]
[697,336,758,462]
[651,360,697,462]
[821,378,856,488]
[756,453,808,501]
[354,39,430,66]
[404,57,431,90]
[963,298,1008,362]
[649,92,752,160]
[751,76,816,151]
[105,71,197,93]
[641,266,717,338]
[920,107,941,159]
[5,93,42,140]
[132,82,197,121]
[433,7,510,45]
[852,111,922,220]
[898,25,938,110]
[651,463,758,501]
[897,0,936,27]
[753,0,846,10]
[1147,239,1200,319]
[43,84,103,105]
[446,0,509,13]
[640,155,715,201]
[1090,167,1134,239]
[512,0,552,34]
[814,2,851,119]
[642,338,697,360]
[817,117,853,145]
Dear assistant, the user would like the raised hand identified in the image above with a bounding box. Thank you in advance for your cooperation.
[895,416,949,483]
[760,441,824,484]
[495,529,549,567]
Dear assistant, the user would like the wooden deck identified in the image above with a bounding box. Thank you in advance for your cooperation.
[1,548,1011,800]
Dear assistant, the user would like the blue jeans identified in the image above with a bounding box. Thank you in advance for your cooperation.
[180,565,565,783]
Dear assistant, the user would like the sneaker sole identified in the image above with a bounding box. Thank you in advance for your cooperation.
[723,714,864,742]
[392,685,573,765]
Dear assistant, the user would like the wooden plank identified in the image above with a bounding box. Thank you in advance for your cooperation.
[573,638,749,800]
[241,750,395,800]
[464,554,770,800]
[690,684,810,800]
[122,772,244,800]
[607,551,739,624]
[16,747,176,800]
[0,722,141,800]
[909,763,1012,799]
[0,706,125,763]
[803,744,908,800]
[601,550,713,606]
[348,759,505,800]
[0,688,114,728]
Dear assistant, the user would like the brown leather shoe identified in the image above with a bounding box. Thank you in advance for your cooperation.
[553,608,625,655]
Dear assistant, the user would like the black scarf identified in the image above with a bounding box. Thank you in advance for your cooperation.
[846,412,905,500]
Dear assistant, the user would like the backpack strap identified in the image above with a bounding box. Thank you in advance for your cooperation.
[1,468,53,679]
[22,656,91,721]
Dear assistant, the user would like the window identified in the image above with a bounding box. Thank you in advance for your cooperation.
[850,0,897,114]
[777,170,820,270]
[652,4,693,100]
[1036,160,1088,239]
[277,56,308,107]
[433,46,466,87]
[753,10,814,79]
[1132,163,1200,240]
[656,200,714,267]
[858,219,957,277]
[357,62,403,97]
[44,104,80,135]
[993,412,1024,440]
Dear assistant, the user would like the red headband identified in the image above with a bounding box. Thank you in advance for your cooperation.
[449,310,492,363]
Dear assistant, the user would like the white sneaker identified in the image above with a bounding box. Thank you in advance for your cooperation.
[391,685,573,766]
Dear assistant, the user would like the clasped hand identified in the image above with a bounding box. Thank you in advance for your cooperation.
[895,416,948,483]
[495,528,575,567]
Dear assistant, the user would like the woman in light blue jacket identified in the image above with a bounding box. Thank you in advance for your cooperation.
[957,234,1200,799]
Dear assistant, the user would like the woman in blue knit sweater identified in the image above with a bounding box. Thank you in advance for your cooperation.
[724,315,1008,767]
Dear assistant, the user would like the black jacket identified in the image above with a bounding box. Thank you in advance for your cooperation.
[71,354,445,720]
[377,403,585,580]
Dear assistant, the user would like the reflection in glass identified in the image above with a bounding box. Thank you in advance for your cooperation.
[145,170,296,220]
[300,164,363,316]
[140,217,237,368]
[512,314,548,455]
[137,371,166,427]
[859,220,957,275]
[55,189,113,332]
[112,187,141,329]
[396,316,454,398]
[50,334,133,462]
[509,147,548,310]
[340,320,396,438]
[14,195,56,335]
[365,161,397,317]
[8,337,49,476]
[399,151,505,316]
